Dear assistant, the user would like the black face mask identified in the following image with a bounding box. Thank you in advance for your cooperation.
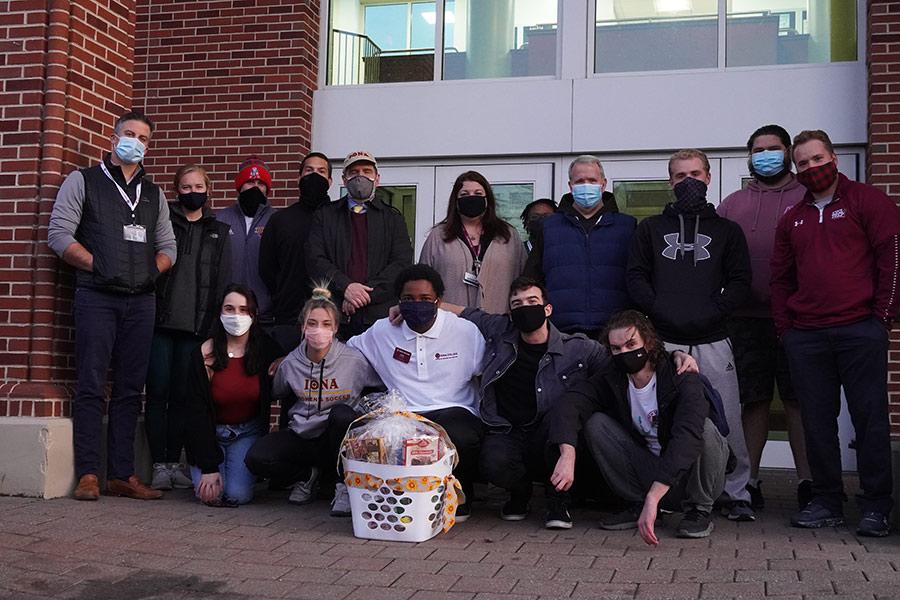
[457,195,487,219]
[298,172,330,208]
[238,186,267,218]
[612,346,649,374]
[178,191,208,211]
[510,304,547,333]
[672,177,708,214]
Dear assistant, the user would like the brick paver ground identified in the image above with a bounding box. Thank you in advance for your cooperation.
[0,470,898,599]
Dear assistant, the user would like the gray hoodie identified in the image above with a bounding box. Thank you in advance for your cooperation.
[274,339,382,438]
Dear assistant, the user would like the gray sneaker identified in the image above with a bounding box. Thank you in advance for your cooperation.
[676,509,714,538]
[599,504,642,530]
[150,463,173,491]
[330,483,352,517]
[288,467,319,505]
[726,500,757,522]
[168,463,194,489]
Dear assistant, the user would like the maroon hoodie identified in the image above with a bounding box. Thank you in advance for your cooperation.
[718,174,807,318]
[770,173,900,336]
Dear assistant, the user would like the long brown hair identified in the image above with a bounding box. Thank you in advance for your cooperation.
[209,284,267,375]
[602,310,668,368]
[440,170,511,244]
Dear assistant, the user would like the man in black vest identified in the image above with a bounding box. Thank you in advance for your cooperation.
[49,110,177,501]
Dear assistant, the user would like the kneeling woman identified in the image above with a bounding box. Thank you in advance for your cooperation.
[244,287,382,516]
[549,310,729,545]
[184,285,282,506]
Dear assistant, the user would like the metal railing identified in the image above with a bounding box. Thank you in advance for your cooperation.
[329,29,382,86]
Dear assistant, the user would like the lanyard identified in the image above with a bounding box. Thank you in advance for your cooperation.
[100,161,142,213]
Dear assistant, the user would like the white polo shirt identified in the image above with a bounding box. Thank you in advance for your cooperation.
[347,309,486,415]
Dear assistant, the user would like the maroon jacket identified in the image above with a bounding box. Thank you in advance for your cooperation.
[770,173,900,336]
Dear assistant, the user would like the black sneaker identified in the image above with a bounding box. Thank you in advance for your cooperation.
[727,500,757,522]
[857,512,890,538]
[797,480,813,510]
[745,481,764,510]
[676,509,714,538]
[599,504,642,530]
[500,496,530,521]
[544,495,573,529]
[455,502,471,523]
[790,502,844,528]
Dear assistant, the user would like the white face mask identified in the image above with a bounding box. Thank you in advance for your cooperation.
[221,313,252,337]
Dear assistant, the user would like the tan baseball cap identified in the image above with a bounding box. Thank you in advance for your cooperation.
[342,150,377,171]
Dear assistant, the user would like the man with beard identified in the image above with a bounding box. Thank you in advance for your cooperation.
[217,157,277,322]
[718,125,812,511]
[260,152,333,351]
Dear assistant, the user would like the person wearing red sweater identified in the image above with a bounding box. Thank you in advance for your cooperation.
[771,129,900,537]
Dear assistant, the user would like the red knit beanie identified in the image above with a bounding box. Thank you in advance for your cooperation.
[234,156,273,192]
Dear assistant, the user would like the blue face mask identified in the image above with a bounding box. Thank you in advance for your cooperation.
[400,300,438,331]
[750,149,786,178]
[571,183,602,209]
[114,136,146,165]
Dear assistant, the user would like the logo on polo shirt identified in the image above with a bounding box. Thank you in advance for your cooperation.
[434,352,458,361]
[831,208,846,220]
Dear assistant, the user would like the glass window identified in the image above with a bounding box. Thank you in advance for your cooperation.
[612,180,673,221]
[492,183,535,239]
[726,1,857,67]
[443,0,558,80]
[328,1,437,85]
[595,0,718,73]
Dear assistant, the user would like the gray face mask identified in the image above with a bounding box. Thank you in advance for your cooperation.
[346,175,375,201]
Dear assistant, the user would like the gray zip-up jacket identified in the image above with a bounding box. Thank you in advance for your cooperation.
[274,339,383,438]
[460,308,609,431]
[216,202,276,319]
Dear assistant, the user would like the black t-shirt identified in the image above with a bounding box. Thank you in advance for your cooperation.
[494,339,547,427]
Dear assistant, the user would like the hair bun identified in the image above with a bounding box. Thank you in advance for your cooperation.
[310,285,332,301]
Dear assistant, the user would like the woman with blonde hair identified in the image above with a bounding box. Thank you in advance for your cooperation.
[146,164,232,491]
[244,285,382,515]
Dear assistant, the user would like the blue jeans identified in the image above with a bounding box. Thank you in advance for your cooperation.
[190,420,265,505]
[73,287,156,480]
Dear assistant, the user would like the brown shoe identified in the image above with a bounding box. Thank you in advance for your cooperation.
[74,474,100,501]
[107,475,163,500]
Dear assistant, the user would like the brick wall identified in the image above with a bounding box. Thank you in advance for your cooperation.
[133,0,320,210]
[868,0,900,438]
[0,0,135,418]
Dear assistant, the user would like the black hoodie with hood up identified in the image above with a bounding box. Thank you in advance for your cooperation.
[626,203,751,345]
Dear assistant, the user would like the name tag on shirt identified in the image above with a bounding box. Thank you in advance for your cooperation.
[393,347,412,364]
[123,224,147,243]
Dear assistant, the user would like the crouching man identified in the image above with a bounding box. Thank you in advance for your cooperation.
[549,310,729,544]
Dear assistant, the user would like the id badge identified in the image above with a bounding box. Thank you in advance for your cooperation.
[123,224,147,243]
[463,271,479,287]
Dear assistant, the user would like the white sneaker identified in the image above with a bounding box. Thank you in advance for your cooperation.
[330,483,351,517]
[150,463,173,491]
[168,463,193,489]
[288,467,319,505]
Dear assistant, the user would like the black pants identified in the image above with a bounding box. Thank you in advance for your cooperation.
[479,412,551,498]
[73,288,155,480]
[782,318,893,514]
[420,407,484,502]
[244,404,358,487]
[144,329,200,463]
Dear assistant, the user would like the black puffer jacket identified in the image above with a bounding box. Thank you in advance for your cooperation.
[155,203,231,336]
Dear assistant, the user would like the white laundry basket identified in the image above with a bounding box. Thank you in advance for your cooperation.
[342,449,457,543]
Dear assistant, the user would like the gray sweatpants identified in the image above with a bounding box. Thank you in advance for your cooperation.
[665,339,751,503]
[584,413,728,513]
